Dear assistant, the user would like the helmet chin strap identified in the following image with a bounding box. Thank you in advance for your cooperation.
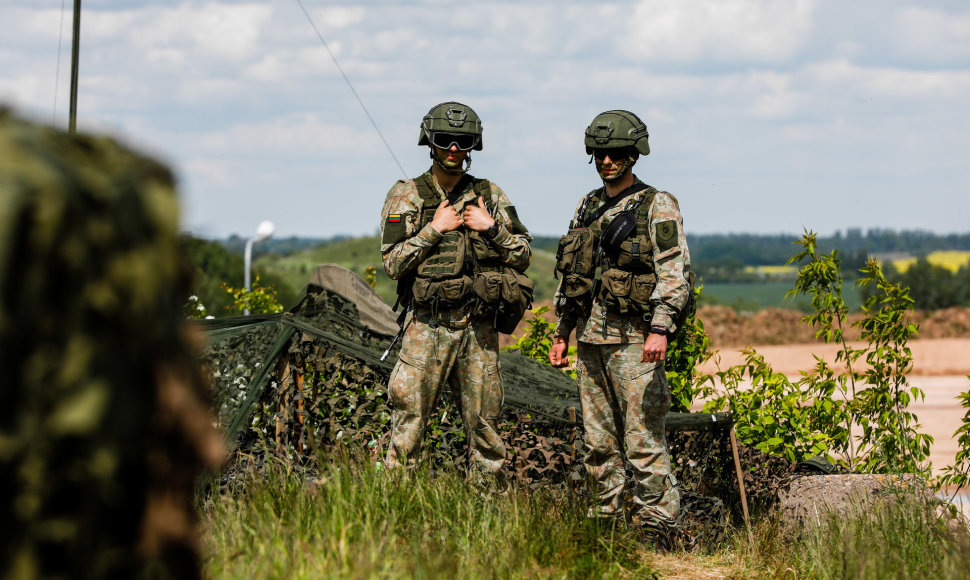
[431,149,472,175]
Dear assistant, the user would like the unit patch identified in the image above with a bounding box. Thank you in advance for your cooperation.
[656,219,678,251]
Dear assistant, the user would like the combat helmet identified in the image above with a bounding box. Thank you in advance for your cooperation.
[584,110,650,156]
[418,101,483,151]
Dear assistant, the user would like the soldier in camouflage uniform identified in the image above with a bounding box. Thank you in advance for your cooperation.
[380,102,532,482]
[0,110,224,579]
[549,110,691,535]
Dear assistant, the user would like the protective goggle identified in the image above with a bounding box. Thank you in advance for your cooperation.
[591,147,635,161]
[430,131,479,151]
[589,147,636,163]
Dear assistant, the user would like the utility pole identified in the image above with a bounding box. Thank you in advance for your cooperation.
[69,0,81,134]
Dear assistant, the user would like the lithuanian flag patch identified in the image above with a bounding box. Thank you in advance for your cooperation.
[387,214,402,223]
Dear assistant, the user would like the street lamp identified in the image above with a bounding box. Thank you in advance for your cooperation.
[244,220,275,315]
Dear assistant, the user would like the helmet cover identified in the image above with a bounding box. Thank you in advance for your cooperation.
[418,101,483,151]
[584,110,649,156]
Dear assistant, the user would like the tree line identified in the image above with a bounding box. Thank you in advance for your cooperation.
[183,228,970,315]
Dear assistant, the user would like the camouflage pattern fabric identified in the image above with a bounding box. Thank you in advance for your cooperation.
[379,169,531,478]
[385,318,505,475]
[0,110,224,579]
[576,342,679,524]
[554,179,692,341]
[553,172,691,532]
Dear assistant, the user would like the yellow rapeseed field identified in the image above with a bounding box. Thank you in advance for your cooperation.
[893,250,970,273]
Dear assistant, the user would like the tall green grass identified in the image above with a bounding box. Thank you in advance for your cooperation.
[201,453,970,579]
[749,494,970,579]
[201,454,656,579]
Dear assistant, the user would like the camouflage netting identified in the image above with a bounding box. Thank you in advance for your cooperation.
[0,110,224,579]
[198,265,762,548]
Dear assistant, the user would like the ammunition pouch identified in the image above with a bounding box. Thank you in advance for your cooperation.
[473,267,534,334]
[412,274,474,305]
[555,227,597,298]
[613,235,653,270]
[597,268,656,315]
[468,231,501,261]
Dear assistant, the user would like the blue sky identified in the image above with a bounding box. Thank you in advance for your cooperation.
[2,0,968,239]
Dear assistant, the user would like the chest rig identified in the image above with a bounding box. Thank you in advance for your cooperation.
[555,182,660,317]
[399,172,533,333]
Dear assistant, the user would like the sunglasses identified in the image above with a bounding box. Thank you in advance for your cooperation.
[430,132,478,151]
[591,147,635,161]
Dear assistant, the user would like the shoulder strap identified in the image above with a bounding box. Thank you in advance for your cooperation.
[581,182,648,227]
[572,188,601,229]
[472,177,495,214]
[414,172,442,206]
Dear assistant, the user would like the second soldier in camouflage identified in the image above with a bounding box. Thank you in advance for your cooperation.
[380,102,532,483]
[549,110,692,539]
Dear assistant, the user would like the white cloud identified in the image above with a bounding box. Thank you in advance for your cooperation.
[627,0,817,63]
[125,2,274,61]
[891,6,970,64]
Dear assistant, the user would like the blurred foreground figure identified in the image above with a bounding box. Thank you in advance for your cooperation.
[0,110,224,579]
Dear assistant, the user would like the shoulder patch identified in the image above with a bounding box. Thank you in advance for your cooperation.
[656,219,678,251]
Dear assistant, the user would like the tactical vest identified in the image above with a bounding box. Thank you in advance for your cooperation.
[555,184,661,316]
[401,172,533,333]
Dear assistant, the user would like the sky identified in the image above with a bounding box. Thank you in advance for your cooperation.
[2,0,968,240]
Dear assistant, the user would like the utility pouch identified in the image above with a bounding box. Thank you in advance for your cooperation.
[561,273,595,298]
[473,270,504,304]
[417,231,466,280]
[615,235,653,270]
[497,268,535,334]
[439,275,473,302]
[468,231,501,261]
[412,274,472,305]
[555,227,595,278]
[411,277,438,304]
[598,268,634,314]
[630,272,657,305]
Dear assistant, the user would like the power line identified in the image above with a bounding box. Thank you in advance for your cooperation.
[294,0,407,178]
[53,0,68,125]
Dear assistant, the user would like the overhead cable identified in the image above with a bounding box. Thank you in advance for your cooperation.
[295,0,407,178]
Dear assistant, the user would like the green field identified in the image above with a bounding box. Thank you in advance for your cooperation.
[255,236,872,313]
[255,237,560,308]
[699,280,864,312]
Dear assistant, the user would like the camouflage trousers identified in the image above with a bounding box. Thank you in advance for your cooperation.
[385,317,506,476]
[576,341,680,524]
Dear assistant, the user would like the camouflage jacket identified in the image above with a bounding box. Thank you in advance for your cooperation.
[380,168,532,326]
[554,175,692,344]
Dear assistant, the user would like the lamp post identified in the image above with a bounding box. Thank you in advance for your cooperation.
[243,220,275,315]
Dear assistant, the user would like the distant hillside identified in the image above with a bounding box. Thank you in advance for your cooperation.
[255,235,559,308]
[200,228,970,315]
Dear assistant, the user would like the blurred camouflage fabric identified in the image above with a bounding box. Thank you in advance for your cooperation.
[0,110,224,579]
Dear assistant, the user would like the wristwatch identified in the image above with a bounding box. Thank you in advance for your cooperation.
[484,221,501,240]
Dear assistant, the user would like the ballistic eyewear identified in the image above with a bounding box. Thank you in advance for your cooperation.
[430,131,479,151]
[591,147,636,162]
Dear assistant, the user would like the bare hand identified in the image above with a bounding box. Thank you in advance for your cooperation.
[461,196,496,232]
[641,332,667,363]
[430,198,463,233]
[548,336,570,368]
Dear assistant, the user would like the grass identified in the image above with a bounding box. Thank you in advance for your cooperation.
[201,453,970,579]
[748,493,970,579]
[201,453,657,579]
